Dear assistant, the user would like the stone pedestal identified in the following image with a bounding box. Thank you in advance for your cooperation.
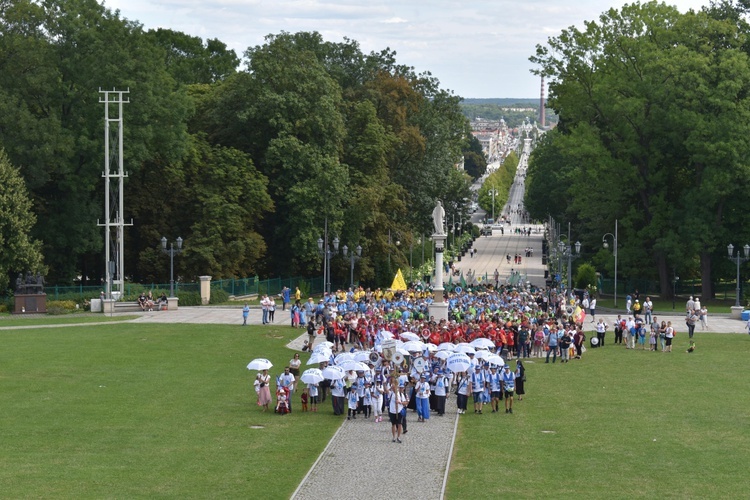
[13,294,47,314]
[730,305,743,320]
[102,299,116,314]
[429,233,449,321]
[168,297,179,311]
[199,276,212,305]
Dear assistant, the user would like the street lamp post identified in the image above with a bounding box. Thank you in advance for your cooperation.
[726,243,750,307]
[672,274,679,310]
[602,219,618,307]
[557,239,581,292]
[317,226,339,294]
[490,186,498,222]
[342,244,363,289]
[160,236,183,297]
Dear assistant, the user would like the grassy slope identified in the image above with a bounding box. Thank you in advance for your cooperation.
[0,323,339,499]
[447,333,750,498]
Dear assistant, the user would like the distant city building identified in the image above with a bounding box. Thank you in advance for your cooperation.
[470,117,509,160]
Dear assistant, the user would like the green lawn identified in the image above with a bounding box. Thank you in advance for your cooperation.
[446,333,750,498]
[0,323,339,499]
[4,321,749,498]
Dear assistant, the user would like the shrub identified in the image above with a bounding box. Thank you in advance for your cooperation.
[46,300,77,315]
[575,263,598,291]
[175,291,201,306]
[297,281,311,299]
[210,288,229,304]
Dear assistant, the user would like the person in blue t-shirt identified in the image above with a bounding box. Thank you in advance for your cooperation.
[502,365,516,413]
[546,327,559,363]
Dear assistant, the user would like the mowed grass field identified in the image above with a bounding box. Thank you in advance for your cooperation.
[447,333,750,498]
[0,323,340,499]
[4,320,750,499]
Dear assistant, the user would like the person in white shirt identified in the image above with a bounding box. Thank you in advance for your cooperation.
[589,298,597,323]
[643,297,653,324]
[595,319,607,347]
[331,378,346,416]
[388,379,404,443]
[433,370,449,416]
[487,366,503,413]
[278,367,296,412]
[625,317,636,349]
[415,374,431,422]
[470,366,486,414]
[372,380,384,422]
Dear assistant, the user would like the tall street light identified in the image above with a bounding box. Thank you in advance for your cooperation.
[342,244,363,289]
[557,239,581,292]
[489,186,498,222]
[160,236,183,297]
[602,219,618,307]
[727,243,750,307]
[317,221,339,294]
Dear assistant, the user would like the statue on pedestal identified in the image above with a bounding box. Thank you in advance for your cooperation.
[432,200,446,235]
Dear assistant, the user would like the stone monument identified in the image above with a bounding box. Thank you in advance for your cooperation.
[13,271,47,314]
[429,201,449,321]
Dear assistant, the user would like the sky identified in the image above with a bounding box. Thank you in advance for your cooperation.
[105,0,709,99]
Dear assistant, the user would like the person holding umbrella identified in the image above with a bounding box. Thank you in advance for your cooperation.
[257,369,272,411]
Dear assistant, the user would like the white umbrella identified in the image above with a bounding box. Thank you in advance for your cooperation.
[396,347,410,356]
[471,338,495,349]
[353,351,371,362]
[454,344,476,355]
[434,350,452,360]
[400,332,420,341]
[438,342,456,351]
[424,343,438,353]
[402,340,425,352]
[322,365,346,380]
[300,368,325,385]
[446,353,471,373]
[313,343,333,353]
[335,352,354,365]
[340,360,370,372]
[474,350,490,360]
[307,352,331,365]
[486,354,505,367]
[379,330,394,340]
[246,358,273,371]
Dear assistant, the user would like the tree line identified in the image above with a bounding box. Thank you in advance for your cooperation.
[0,0,481,293]
[526,0,750,300]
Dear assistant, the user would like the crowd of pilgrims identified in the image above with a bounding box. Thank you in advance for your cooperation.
[304,285,588,356]
[268,284,593,431]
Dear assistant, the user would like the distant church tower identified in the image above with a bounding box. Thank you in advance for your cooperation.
[539,77,546,128]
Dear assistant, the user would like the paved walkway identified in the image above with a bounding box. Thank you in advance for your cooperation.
[291,396,458,499]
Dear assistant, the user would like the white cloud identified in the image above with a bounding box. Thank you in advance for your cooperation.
[104,0,712,98]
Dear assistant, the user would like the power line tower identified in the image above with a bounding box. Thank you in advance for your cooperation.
[97,88,132,300]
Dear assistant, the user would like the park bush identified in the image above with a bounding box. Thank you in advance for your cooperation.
[47,300,77,315]
[210,288,229,304]
[175,291,201,306]
[575,263,598,291]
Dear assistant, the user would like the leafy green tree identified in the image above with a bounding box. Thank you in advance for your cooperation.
[530,2,750,298]
[462,133,487,179]
[0,149,44,292]
[146,28,239,85]
[0,0,189,284]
